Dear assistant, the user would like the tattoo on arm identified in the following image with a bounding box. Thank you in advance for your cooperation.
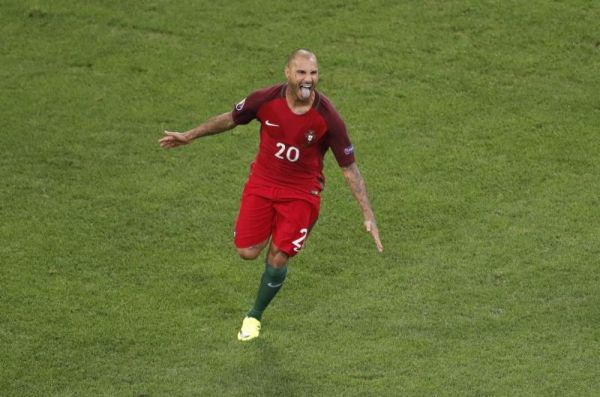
[342,162,383,251]
[342,163,375,219]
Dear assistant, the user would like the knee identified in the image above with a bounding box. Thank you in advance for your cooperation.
[237,247,262,260]
[267,245,289,268]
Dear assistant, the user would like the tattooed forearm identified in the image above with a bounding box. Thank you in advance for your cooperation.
[342,163,375,219]
[341,162,383,252]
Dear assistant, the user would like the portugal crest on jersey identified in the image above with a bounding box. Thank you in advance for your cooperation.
[304,130,316,146]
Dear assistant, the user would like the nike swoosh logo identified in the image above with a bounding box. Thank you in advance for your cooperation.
[265,120,279,127]
[267,282,282,288]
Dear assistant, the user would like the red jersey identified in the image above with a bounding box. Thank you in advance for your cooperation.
[232,84,355,194]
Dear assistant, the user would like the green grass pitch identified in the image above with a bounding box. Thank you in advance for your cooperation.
[1,1,599,395]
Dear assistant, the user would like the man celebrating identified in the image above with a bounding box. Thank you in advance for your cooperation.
[159,49,383,341]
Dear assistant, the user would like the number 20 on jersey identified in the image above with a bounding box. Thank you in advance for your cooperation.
[274,142,300,162]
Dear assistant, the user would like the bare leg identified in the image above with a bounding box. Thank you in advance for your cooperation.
[236,239,269,260]
[267,242,290,268]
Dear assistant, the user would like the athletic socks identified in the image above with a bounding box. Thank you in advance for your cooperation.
[247,262,288,321]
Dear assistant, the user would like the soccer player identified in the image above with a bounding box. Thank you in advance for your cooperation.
[159,49,383,341]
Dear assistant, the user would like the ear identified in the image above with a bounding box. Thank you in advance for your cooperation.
[284,66,291,79]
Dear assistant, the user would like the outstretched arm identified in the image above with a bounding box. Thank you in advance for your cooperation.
[341,162,383,252]
[159,111,236,148]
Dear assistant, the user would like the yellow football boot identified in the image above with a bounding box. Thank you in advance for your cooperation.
[237,316,261,342]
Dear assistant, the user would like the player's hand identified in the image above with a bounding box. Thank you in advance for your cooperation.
[364,219,383,252]
[159,130,191,148]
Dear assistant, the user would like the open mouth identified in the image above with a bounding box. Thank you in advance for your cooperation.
[299,83,312,99]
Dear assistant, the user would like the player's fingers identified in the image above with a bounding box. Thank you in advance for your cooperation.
[364,221,383,252]
[160,140,181,149]
[159,136,172,145]
[371,229,383,252]
[368,223,382,249]
[159,132,176,140]
[163,130,189,144]
[162,131,182,140]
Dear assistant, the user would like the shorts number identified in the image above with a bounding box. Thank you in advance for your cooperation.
[292,228,308,252]
[275,142,300,162]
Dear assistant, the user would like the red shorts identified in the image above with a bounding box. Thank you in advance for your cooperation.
[234,179,320,257]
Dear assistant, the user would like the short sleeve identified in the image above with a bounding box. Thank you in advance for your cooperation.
[232,84,284,125]
[318,98,355,167]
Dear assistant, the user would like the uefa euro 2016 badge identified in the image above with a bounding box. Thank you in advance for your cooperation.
[304,130,316,146]
[235,98,246,111]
